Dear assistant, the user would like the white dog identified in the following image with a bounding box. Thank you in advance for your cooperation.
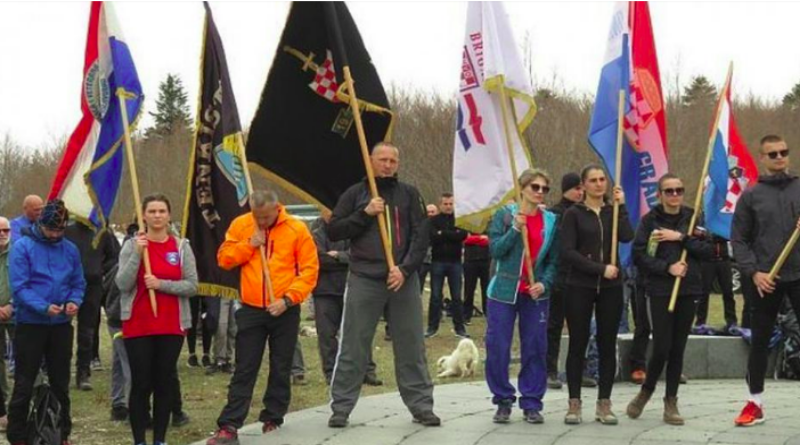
[437,338,480,378]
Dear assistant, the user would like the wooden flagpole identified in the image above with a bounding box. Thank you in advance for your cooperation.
[342,66,396,270]
[668,62,733,312]
[117,88,157,317]
[611,90,625,266]
[770,231,800,281]
[240,145,276,305]
[496,76,535,288]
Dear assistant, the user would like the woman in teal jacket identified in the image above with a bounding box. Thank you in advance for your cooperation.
[486,169,559,425]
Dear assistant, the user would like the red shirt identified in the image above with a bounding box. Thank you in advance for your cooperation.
[518,212,545,293]
[123,237,184,339]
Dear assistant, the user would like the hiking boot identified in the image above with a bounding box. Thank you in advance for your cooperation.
[206,425,239,445]
[547,373,563,390]
[202,355,212,368]
[663,397,684,425]
[734,400,765,426]
[523,409,544,424]
[626,388,653,419]
[564,398,582,425]
[595,399,618,425]
[110,405,129,422]
[581,376,598,388]
[412,411,441,426]
[292,374,307,386]
[493,404,512,424]
[172,410,191,427]
[363,374,383,386]
[630,369,646,385]
[187,354,200,368]
[77,370,92,391]
[328,412,349,428]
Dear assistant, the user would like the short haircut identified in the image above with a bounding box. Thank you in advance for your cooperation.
[760,134,784,146]
[441,192,454,199]
[518,168,551,189]
[372,141,399,154]
[142,193,171,214]
[250,189,279,208]
[657,173,682,191]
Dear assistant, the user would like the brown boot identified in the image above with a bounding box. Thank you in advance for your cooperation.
[626,388,653,419]
[564,398,582,425]
[595,399,618,425]
[663,396,684,425]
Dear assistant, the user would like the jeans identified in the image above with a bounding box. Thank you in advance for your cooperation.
[428,261,465,332]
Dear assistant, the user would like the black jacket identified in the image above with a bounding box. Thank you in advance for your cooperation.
[551,197,578,288]
[633,205,712,297]
[560,202,635,289]
[328,176,429,280]
[707,234,730,262]
[65,223,118,285]
[732,173,800,282]
[429,213,468,263]
[313,218,350,296]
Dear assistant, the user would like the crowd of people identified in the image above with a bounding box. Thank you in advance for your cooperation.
[0,136,798,444]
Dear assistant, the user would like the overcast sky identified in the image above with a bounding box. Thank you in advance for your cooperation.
[1,1,799,149]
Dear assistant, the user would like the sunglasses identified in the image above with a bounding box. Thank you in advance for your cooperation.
[0,229,9,234]
[661,187,685,196]
[767,149,790,160]
[527,183,551,194]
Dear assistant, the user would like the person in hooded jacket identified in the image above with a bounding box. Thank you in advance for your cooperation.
[559,164,634,425]
[7,199,85,445]
[625,173,712,425]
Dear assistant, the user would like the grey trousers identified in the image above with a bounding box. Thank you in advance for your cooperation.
[314,294,377,381]
[108,325,131,408]
[292,341,305,376]
[330,273,433,415]
[213,299,237,364]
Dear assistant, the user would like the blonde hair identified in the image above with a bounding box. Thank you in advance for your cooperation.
[518,168,551,189]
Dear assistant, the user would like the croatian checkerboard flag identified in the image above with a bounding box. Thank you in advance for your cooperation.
[453,2,536,232]
[50,2,143,233]
[704,67,757,239]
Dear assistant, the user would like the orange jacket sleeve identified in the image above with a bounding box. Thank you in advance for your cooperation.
[218,218,256,270]
[283,223,320,305]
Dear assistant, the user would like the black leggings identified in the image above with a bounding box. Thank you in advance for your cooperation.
[125,335,183,444]
[643,294,696,398]
[187,296,212,356]
[565,285,623,400]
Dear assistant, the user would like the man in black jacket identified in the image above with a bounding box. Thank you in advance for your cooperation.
[327,142,438,428]
[65,220,117,391]
[732,134,800,426]
[696,234,737,329]
[426,193,469,338]
[312,210,381,387]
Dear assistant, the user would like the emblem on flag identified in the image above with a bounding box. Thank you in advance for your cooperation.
[309,50,341,103]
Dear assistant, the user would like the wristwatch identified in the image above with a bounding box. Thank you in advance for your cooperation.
[282,296,294,307]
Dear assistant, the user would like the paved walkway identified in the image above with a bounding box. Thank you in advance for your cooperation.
[192,379,800,445]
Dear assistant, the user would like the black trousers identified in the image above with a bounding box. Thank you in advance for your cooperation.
[747,279,800,394]
[418,263,431,293]
[187,296,212,356]
[565,285,623,400]
[313,294,376,381]
[629,278,650,372]
[643,294,697,397]
[125,335,183,444]
[697,260,737,326]
[741,276,757,329]
[217,304,300,429]
[463,260,490,320]
[7,323,73,443]
[77,282,103,374]
[546,285,566,376]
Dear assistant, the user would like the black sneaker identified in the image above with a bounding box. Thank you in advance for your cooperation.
[424,330,438,339]
[202,355,212,368]
[187,355,200,368]
[493,405,512,424]
[172,410,191,427]
[412,411,441,427]
[76,371,92,391]
[523,410,544,424]
[328,412,349,428]
[455,330,471,339]
[219,362,234,374]
[110,405,129,422]
[464,319,472,326]
[363,374,383,386]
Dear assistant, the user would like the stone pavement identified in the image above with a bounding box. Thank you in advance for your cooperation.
[192,379,800,445]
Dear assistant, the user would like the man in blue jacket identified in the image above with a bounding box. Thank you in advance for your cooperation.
[6,199,85,445]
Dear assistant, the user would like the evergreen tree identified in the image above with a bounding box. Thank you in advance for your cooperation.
[783,81,800,111]
[147,73,192,137]
[681,75,717,107]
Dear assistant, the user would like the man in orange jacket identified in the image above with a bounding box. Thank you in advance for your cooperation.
[207,189,319,445]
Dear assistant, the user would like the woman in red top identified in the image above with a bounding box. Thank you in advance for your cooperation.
[116,194,198,445]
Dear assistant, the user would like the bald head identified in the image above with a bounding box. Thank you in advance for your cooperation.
[22,195,44,222]
[426,204,439,217]
[0,216,9,248]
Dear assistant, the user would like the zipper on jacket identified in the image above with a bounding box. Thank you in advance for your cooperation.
[263,228,271,307]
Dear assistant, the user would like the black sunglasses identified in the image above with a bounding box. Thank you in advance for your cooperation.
[661,187,685,196]
[528,184,551,194]
[767,149,790,160]
[0,229,9,234]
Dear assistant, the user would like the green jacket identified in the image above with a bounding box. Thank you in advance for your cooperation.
[0,247,11,310]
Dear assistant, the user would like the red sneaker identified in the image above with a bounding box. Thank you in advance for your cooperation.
[206,425,240,445]
[734,401,765,426]
[631,370,646,385]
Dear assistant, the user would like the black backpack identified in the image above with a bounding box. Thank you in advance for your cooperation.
[26,383,63,445]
